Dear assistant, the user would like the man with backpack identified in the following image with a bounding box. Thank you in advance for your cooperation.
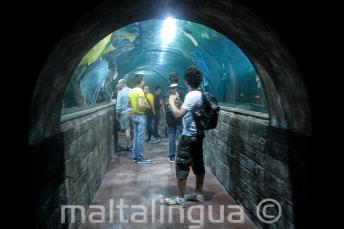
[163,73,185,162]
[164,66,219,207]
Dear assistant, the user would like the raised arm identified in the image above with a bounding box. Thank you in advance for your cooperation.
[168,94,187,118]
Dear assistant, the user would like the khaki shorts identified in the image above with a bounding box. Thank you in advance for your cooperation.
[119,113,130,130]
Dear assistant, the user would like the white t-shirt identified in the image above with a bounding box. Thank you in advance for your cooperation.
[181,90,203,136]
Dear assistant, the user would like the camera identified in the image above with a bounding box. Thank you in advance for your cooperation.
[164,88,182,112]
[170,89,182,108]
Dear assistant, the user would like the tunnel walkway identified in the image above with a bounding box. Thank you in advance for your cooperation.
[79,133,257,229]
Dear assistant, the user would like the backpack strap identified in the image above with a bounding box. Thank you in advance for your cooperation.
[191,88,205,136]
[144,93,155,115]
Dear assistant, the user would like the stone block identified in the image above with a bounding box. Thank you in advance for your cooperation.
[242,144,265,166]
[264,154,290,181]
[222,113,231,124]
[238,153,257,173]
[78,131,97,158]
[64,140,79,161]
[263,171,292,203]
[63,128,77,146]
[65,157,81,184]
[77,120,90,137]
[214,157,230,190]
[264,140,289,162]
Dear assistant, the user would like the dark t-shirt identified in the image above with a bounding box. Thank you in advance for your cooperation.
[164,86,185,125]
[154,94,161,112]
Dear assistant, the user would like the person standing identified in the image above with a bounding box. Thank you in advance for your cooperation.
[153,86,162,138]
[113,83,123,151]
[116,79,132,151]
[164,66,206,207]
[128,74,152,164]
[144,85,160,144]
[163,73,185,162]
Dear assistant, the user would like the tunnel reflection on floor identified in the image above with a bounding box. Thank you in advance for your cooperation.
[79,133,257,229]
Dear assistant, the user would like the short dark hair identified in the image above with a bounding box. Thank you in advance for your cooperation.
[184,66,202,88]
[155,86,161,91]
[169,72,179,84]
[134,74,144,85]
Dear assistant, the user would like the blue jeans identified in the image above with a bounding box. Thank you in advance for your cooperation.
[132,115,146,160]
[167,124,183,159]
[146,115,158,140]
[153,110,160,137]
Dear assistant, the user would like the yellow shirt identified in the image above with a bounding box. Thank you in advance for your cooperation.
[128,87,145,114]
[145,92,154,112]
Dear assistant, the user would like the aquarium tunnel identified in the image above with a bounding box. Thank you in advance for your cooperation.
[30,1,311,229]
[62,18,268,116]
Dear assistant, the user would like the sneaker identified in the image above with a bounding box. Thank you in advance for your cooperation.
[151,138,160,144]
[164,196,186,208]
[136,159,152,164]
[184,193,204,203]
[169,157,175,162]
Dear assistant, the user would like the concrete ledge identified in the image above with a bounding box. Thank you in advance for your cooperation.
[61,102,115,123]
[219,105,269,120]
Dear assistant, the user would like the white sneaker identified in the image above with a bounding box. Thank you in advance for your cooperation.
[151,138,160,144]
[164,196,186,208]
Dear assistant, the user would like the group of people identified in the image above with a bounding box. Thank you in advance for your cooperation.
[115,77,162,158]
[115,72,186,163]
[115,66,207,207]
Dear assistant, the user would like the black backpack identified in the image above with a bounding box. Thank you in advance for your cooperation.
[192,90,220,130]
[163,86,185,125]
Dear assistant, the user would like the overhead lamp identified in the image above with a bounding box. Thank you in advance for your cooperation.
[161,17,177,47]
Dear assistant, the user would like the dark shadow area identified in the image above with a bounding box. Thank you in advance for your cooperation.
[286,132,311,229]
[32,133,68,229]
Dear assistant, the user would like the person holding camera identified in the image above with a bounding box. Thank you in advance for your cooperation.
[163,72,185,162]
[164,66,206,207]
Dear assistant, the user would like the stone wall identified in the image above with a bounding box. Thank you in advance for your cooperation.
[203,108,310,229]
[32,106,115,229]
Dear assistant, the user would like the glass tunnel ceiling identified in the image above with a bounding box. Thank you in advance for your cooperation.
[62,18,268,115]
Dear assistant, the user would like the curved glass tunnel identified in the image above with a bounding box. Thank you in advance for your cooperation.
[62,19,268,116]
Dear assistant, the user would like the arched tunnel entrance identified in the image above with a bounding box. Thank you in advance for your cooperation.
[30,1,311,229]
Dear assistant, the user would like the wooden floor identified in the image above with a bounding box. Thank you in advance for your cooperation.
[80,133,257,229]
